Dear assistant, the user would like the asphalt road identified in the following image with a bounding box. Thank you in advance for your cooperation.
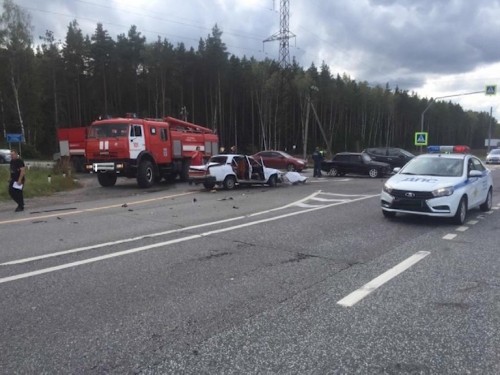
[0,168,499,374]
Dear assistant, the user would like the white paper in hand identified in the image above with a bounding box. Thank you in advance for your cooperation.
[12,181,23,190]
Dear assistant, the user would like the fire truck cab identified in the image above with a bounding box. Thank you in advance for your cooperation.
[85,115,218,188]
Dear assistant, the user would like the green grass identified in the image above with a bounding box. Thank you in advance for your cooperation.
[0,166,81,202]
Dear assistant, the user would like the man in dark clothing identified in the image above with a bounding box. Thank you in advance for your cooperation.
[312,147,324,177]
[9,149,25,212]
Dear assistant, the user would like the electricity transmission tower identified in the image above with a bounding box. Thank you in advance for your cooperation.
[264,0,295,68]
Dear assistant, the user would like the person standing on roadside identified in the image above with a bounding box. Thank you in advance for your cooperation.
[312,147,324,177]
[191,146,204,166]
[9,149,26,212]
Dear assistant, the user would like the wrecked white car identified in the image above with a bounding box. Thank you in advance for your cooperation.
[188,154,282,190]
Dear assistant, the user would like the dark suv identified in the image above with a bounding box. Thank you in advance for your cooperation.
[321,152,391,178]
[363,147,414,169]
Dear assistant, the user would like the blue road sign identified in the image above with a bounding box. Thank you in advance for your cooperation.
[6,133,24,143]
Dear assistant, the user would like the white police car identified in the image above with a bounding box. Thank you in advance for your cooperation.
[381,146,493,225]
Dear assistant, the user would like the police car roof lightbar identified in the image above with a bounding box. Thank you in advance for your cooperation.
[427,145,470,154]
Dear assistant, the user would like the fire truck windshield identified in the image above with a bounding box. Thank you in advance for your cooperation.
[88,124,129,138]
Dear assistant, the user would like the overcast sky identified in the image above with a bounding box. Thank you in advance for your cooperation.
[14,0,500,121]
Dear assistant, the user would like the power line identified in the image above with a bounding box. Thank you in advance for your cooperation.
[16,3,270,58]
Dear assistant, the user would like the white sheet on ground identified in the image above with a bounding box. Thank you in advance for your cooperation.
[283,171,307,184]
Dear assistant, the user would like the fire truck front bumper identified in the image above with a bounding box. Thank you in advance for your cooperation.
[85,162,130,173]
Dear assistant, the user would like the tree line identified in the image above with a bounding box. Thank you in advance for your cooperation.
[0,0,496,158]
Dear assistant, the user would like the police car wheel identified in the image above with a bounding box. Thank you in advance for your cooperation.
[453,196,467,225]
[382,210,396,219]
[480,188,493,212]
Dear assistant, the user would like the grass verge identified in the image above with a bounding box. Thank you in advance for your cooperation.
[0,165,81,202]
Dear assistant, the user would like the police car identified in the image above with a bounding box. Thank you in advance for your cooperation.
[381,145,493,225]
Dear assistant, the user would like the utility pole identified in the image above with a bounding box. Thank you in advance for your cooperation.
[487,106,493,153]
[263,0,295,68]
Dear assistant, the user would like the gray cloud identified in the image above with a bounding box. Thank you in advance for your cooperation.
[14,0,500,111]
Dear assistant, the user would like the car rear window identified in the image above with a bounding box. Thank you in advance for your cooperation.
[210,156,227,164]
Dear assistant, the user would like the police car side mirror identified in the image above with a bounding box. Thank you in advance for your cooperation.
[468,170,482,178]
[393,167,401,173]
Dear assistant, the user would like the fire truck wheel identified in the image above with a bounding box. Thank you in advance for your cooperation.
[97,172,117,187]
[179,160,190,182]
[223,176,236,190]
[137,160,155,188]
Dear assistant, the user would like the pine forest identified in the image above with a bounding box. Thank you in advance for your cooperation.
[0,0,497,159]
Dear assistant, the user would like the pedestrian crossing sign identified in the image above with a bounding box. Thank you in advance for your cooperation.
[415,132,428,146]
[485,85,496,95]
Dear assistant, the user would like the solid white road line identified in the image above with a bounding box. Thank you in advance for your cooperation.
[3,191,329,266]
[310,197,349,202]
[0,191,196,225]
[295,202,324,208]
[443,234,457,240]
[0,194,379,283]
[337,251,431,307]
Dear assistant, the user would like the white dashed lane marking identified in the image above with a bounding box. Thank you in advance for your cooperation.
[337,251,431,307]
[443,208,497,241]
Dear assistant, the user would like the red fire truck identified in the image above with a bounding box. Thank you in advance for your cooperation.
[57,127,87,172]
[84,115,218,188]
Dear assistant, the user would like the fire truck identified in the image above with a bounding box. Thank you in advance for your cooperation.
[57,127,87,172]
[84,115,218,188]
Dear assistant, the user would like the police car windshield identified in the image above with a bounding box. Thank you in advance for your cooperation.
[401,157,463,177]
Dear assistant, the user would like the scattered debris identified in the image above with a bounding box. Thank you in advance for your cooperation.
[232,206,239,209]
[217,197,233,201]
[121,203,128,208]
